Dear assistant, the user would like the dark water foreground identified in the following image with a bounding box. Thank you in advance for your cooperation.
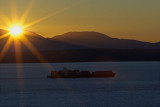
[0,62,160,107]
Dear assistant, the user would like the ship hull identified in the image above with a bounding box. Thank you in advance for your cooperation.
[48,72,116,78]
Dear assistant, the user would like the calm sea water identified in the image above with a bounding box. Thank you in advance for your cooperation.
[0,62,160,107]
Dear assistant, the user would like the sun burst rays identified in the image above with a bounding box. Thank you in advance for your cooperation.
[24,0,82,28]
[20,0,35,24]
[10,0,19,23]
[0,0,86,71]
[0,0,84,67]
[0,33,10,40]
[0,37,13,62]
[14,38,26,106]
[0,1,86,105]
[0,11,11,26]
[14,37,23,63]
[20,35,53,70]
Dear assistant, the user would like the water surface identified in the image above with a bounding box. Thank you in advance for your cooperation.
[0,62,160,107]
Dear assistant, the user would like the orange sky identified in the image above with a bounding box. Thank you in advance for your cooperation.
[0,0,160,43]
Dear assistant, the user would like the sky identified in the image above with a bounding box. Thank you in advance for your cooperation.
[0,0,160,42]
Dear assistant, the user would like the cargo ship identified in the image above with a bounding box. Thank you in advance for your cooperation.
[48,67,116,78]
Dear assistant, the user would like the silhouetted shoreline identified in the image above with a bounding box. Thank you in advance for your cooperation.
[1,49,160,63]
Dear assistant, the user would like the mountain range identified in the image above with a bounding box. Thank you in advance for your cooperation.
[53,32,160,49]
[0,29,160,62]
[0,29,160,51]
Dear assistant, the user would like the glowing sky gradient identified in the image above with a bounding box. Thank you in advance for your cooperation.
[0,0,160,42]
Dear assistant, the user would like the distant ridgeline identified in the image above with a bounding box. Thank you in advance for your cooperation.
[0,30,160,63]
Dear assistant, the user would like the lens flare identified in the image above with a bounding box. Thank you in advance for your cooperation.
[10,26,23,37]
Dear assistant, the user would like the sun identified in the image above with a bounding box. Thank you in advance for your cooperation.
[10,26,23,37]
